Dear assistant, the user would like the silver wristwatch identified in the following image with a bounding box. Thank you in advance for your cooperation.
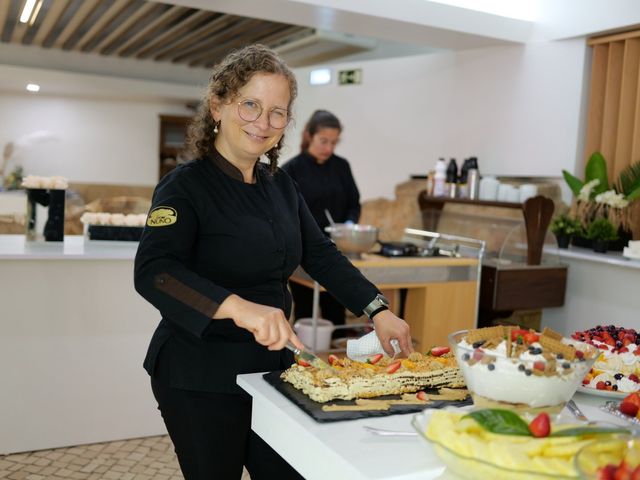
[363,294,390,319]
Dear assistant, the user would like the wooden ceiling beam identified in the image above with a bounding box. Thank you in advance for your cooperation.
[153,14,241,62]
[93,2,159,54]
[113,5,189,57]
[52,0,101,49]
[186,21,283,67]
[10,21,28,44]
[32,0,72,47]
[135,9,214,59]
[258,26,312,49]
[73,0,133,52]
[0,1,10,41]
[170,18,262,64]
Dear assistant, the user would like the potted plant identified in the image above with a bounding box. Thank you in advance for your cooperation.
[562,152,639,250]
[586,218,619,253]
[550,214,579,248]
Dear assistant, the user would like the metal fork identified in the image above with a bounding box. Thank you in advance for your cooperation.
[566,399,589,422]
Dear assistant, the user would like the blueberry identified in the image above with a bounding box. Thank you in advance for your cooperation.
[472,340,485,348]
[487,363,495,371]
[518,364,525,371]
[556,353,564,359]
[616,341,623,348]
[614,373,623,380]
[605,381,611,386]
[462,353,470,361]
[525,369,532,376]
[562,362,570,369]
[613,385,618,391]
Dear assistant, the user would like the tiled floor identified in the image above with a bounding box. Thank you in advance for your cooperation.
[0,436,251,480]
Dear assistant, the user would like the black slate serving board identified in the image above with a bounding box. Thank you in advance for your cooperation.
[263,370,472,423]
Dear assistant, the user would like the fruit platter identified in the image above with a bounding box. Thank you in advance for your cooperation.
[572,325,640,396]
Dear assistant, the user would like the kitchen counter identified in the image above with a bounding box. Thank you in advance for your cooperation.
[291,253,481,350]
[0,234,164,454]
[238,372,629,480]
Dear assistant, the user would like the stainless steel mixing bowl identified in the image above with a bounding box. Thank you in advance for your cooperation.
[325,224,379,256]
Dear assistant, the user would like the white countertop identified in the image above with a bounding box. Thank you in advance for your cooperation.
[0,234,138,260]
[545,244,640,270]
[237,372,629,480]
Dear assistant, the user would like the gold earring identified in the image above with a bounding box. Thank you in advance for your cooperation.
[214,120,220,134]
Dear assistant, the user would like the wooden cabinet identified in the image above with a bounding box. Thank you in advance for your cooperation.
[159,115,193,179]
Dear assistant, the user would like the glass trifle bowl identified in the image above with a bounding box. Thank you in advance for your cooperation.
[448,328,599,416]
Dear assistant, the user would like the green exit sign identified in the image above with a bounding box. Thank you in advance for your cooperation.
[338,69,362,85]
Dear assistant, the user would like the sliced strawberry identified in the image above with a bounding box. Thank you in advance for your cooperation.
[524,332,540,344]
[430,346,450,357]
[623,392,640,408]
[511,329,529,341]
[385,360,401,374]
[631,465,640,480]
[630,374,640,383]
[528,412,550,438]
[366,353,383,365]
[620,401,639,417]
[416,391,428,401]
[575,350,585,359]
[297,359,311,367]
[327,354,339,366]
[533,361,546,371]
[596,381,607,390]
[472,349,484,361]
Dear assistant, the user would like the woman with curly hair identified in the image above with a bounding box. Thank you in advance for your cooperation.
[134,44,412,479]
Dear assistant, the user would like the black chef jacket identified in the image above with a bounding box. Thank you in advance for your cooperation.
[281,152,361,232]
[134,150,379,393]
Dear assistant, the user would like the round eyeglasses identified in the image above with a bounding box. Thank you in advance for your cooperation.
[237,99,290,129]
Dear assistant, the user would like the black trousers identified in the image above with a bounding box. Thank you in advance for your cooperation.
[289,282,345,326]
[150,351,303,480]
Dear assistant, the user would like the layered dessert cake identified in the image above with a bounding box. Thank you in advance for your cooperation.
[572,325,640,394]
[451,326,598,411]
[281,351,464,403]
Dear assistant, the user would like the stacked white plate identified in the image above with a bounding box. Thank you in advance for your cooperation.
[623,240,640,260]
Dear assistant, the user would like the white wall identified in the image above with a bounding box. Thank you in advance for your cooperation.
[288,37,589,201]
[0,93,193,186]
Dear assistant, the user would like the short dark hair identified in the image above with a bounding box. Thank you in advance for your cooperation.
[186,44,298,173]
[300,110,342,151]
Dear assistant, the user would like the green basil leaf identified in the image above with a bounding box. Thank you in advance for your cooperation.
[550,426,629,437]
[464,409,531,436]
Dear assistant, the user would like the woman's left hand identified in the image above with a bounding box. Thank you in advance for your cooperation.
[372,311,413,357]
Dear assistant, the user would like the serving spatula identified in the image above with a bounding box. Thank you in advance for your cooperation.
[285,341,332,370]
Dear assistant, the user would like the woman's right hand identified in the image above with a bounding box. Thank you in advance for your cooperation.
[216,294,305,351]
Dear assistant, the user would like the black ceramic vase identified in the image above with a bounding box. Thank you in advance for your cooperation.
[555,235,571,249]
[592,239,608,253]
[26,188,65,242]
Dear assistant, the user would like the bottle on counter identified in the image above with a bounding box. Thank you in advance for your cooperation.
[432,158,447,197]
[446,158,458,198]
[467,168,480,199]
[458,159,470,198]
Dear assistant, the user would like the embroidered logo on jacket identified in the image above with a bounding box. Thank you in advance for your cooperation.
[147,206,177,227]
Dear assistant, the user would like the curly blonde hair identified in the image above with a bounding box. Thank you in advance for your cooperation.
[185,44,298,174]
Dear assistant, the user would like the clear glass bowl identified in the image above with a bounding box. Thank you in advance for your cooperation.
[411,410,576,480]
[448,329,598,416]
[575,435,640,479]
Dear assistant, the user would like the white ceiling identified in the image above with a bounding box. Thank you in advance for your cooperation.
[1,0,639,99]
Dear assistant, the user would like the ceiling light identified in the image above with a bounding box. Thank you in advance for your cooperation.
[26,84,40,93]
[20,0,43,25]
[309,68,331,86]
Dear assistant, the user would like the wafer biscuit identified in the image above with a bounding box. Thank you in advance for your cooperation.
[505,326,513,357]
[322,403,390,411]
[465,326,505,345]
[539,335,576,360]
[542,327,563,340]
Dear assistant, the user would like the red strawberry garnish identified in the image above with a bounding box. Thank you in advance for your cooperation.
[596,381,606,390]
[366,353,383,365]
[297,359,311,367]
[430,346,450,357]
[533,361,546,371]
[623,392,640,408]
[327,354,339,366]
[575,350,585,359]
[472,349,484,361]
[416,391,428,401]
[528,412,550,438]
[524,332,540,344]
[620,401,640,417]
[385,360,401,374]
[630,374,640,383]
